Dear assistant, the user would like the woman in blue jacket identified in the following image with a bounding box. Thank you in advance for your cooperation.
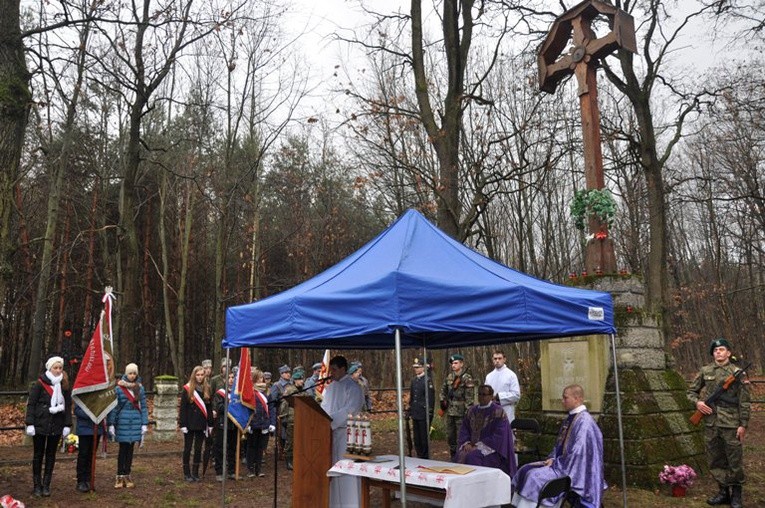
[246,369,276,478]
[74,403,106,492]
[107,363,149,489]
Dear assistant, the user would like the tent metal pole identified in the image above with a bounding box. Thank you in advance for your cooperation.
[395,329,408,506]
[222,347,230,508]
[423,345,430,458]
[609,333,627,507]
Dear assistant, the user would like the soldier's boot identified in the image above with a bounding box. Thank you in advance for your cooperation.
[191,463,201,482]
[730,485,743,508]
[114,475,125,489]
[707,484,730,505]
[183,464,194,482]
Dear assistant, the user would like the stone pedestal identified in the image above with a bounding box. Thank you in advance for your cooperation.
[153,377,180,441]
[523,276,705,487]
[593,276,705,487]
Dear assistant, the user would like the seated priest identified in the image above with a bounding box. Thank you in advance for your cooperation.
[453,384,517,476]
[511,384,605,508]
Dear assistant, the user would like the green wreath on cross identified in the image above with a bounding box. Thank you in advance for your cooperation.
[570,188,616,232]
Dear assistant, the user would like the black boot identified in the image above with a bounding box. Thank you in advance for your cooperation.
[76,481,90,493]
[707,484,731,506]
[191,463,201,482]
[730,485,743,508]
[183,463,193,482]
[33,476,43,497]
[42,474,52,497]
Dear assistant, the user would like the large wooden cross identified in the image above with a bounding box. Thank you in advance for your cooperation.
[538,0,636,274]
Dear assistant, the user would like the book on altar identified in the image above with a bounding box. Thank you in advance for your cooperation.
[416,465,475,475]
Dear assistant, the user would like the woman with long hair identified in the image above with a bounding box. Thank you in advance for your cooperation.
[108,363,149,488]
[246,369,276,478]
[25,356,72,497]
[179,365,212,481]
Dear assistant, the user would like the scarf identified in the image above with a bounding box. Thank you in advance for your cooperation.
[45,370,65,414]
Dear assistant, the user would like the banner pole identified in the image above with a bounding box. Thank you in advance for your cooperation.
[90,424,98,491]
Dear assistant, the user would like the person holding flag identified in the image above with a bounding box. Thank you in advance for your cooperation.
[108,363,149,488]
[246,369,276,478]
[179,366,213,482]
[71,287,119,493]
[25,356,72,497]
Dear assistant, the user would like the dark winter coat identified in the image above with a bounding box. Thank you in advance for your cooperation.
[250,389,276,430]
[25,375,72,436]
[108,376,149,443]
[75,404,106,436]
[179,385,213,431]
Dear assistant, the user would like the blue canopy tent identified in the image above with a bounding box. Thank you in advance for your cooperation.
[223,209,627,506]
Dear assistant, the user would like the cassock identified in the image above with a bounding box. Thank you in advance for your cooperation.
[512,405,605,508]
[321,374,364,508]
[485,365,521,424]
[454,401,517,476]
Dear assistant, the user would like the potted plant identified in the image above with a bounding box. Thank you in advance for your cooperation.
[658,464,697,497]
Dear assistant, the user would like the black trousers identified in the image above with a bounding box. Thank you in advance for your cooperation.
[117,442,135,475]
[214,427,237,475]
[412,418,430,459]
[76,434,102,482]
[245,430,269,473]
[32,434,60,479]
[183,430,204,467]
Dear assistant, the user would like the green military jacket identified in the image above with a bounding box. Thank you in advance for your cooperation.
[279,384,308,424]
[687,361,751,429]
[439,367,477,417]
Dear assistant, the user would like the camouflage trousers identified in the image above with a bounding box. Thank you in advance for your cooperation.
[705,425,745,486]
[283,420,294,461]
[445,415,464,457]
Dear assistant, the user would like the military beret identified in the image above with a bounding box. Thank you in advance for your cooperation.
[311,362,323,370]
[709,338,732,355]
[449,353,464,363]
[263,371,272,379]
[201,359,213,368]
[221,358,232,367]
[293,364,304,373]
[278,364,291,374]
[292,370,305,380]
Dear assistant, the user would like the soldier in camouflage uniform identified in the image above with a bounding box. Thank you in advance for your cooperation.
[687,338,750,508]
[439,354,476,457]
[279,369,308,471]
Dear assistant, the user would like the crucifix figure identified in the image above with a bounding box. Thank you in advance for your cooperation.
[538,0,636,274]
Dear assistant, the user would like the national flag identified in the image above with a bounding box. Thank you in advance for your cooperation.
[72,287,118,424]
[315,349,331,396]
[227,348,254,432]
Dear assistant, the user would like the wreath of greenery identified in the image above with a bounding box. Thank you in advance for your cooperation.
[570,188,616,231]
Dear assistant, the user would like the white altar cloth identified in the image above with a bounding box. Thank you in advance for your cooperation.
[327,455,512,508]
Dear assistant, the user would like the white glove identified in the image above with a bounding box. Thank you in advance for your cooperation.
[206,426,212,437]
[141,425,147,435]
[109,425,116,438]
[245,426,252,434]
[26,425,35,436]
[268,425,275,433]
[62,427,71,437]
[261,428,269,434]
[181,427,188,434]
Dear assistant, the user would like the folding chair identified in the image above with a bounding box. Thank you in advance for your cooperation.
[511,418,542,463]
[536,475,571,508]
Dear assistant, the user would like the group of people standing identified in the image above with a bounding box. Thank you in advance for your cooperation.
[25,356,148,497]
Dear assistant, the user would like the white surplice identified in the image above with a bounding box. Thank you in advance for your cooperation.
[485,364,521,424]
[321,373,365,508]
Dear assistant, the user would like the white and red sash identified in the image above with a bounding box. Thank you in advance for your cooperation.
[184,383,208,419]
[216,388,226,399]
[254,390,269,416]
[120,385,141,411]
[38,378,54,397]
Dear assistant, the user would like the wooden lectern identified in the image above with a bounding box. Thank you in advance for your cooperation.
[289,396,332,508]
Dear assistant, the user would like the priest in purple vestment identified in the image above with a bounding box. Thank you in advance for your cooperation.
[512,384,605,508]
[453,384,517,476]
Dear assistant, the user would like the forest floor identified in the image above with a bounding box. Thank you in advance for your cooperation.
[0,401,763,507]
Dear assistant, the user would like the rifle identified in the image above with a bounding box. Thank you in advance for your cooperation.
[405,413,414,457]
[690,362,751,426]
